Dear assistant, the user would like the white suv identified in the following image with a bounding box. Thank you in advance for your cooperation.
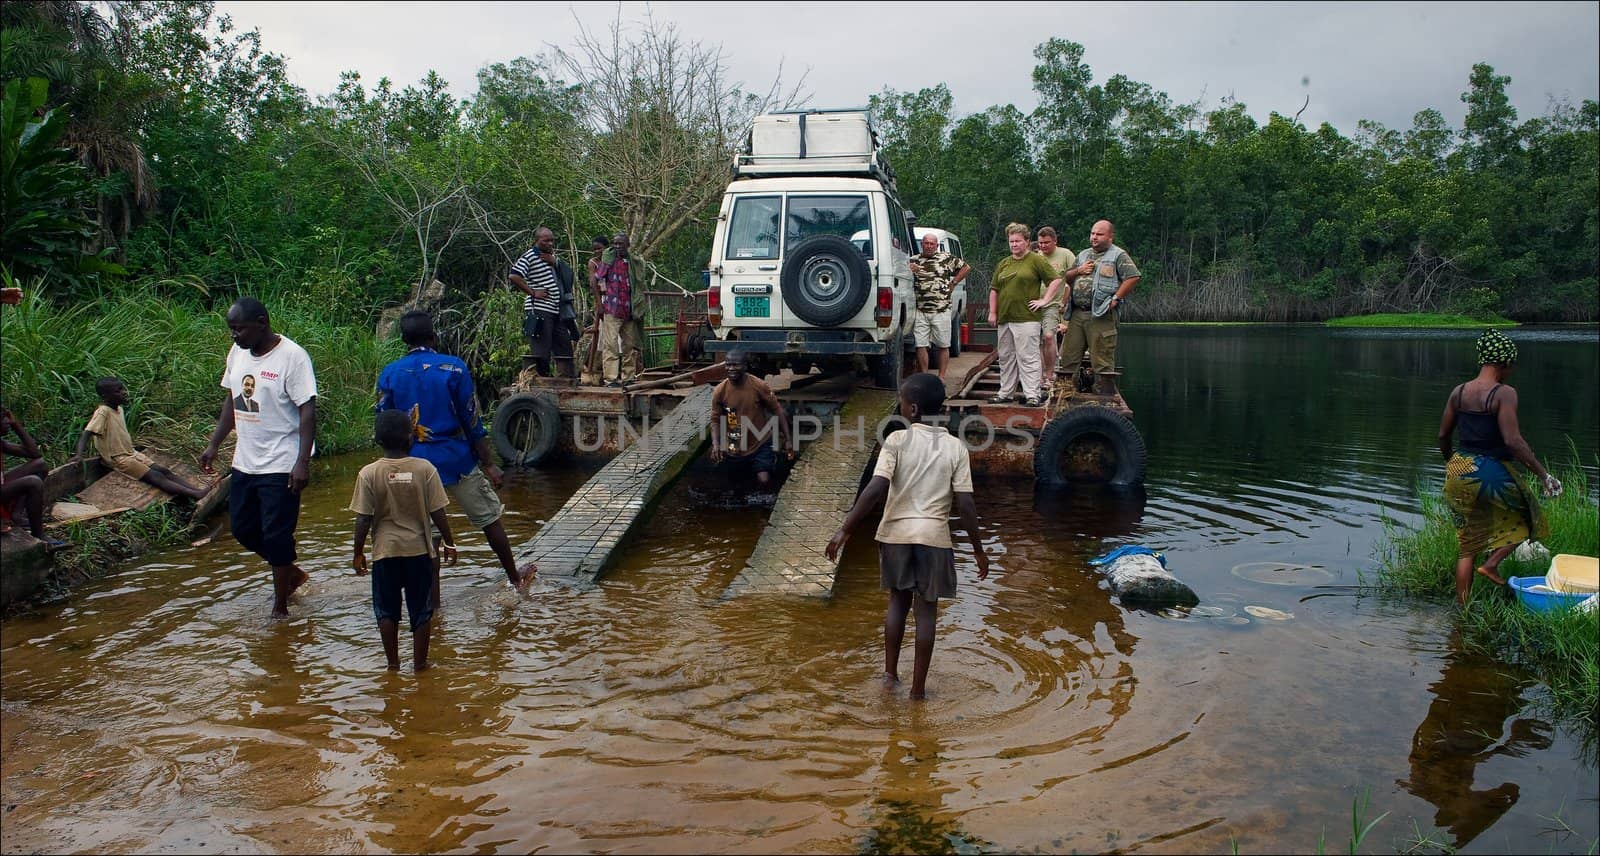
[704,110,915,386]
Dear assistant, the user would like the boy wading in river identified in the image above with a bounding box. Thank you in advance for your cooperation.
[827,373,990,700]
[351,410,457,672]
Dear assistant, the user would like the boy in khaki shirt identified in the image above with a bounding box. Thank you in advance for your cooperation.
[72,377,208,499]
[351,410,457,672]
[827,372,990,700]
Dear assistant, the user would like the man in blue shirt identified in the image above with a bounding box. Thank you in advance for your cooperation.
[377,311,533,589]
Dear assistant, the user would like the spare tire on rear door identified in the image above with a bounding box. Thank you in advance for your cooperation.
[491,392,561,467]
[1033,407,1146,487]
[782,234,872,327]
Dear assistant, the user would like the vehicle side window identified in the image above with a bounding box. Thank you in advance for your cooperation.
[886,197,906,254]
[726,196,782,260]
[949,238,962,258]
[889,200,915,252]
[786,195,871,258]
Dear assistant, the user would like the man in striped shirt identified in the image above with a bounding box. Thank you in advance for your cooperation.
[508,227,574,378]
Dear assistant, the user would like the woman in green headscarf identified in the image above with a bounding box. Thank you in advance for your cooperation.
[1436,329,1562,606]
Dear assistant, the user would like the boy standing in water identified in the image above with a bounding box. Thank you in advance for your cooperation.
[351,410,456,672]
[826,372,989,700]
[73,377,209,499]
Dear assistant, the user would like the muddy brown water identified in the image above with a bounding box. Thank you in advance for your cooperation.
[3,326,1597,853]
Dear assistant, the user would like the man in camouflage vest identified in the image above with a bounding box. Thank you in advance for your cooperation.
[1058,220,1141,385]
[909,233,971,378]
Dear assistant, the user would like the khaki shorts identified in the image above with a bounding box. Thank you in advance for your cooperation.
[105,451,155,480]
[1040,303,1063,336]
[446,466,504,528]
[912,308,952,349]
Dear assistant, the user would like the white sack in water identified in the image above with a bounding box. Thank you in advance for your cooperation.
[1101,554,1199,607]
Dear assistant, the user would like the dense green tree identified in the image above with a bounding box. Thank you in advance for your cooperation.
[1,4,1593,327]
[0,77,111,286]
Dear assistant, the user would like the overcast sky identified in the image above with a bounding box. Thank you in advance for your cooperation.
[217,1,1599,135]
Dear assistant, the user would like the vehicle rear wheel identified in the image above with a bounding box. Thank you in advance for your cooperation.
[1033,407,1146,487]
[491,393,561,467]
[869,339,905,389]
[782,235,872,327]
[948,311,963,358]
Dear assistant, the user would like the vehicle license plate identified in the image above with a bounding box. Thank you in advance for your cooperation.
[735,296,769,317]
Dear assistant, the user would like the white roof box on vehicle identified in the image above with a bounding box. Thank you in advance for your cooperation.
[734,109,897,187]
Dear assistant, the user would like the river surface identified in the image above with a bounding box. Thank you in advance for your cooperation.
[3,326,1597,854]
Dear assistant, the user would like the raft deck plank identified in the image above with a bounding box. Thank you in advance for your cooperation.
[724,388,898,599]
[518,384,715,584]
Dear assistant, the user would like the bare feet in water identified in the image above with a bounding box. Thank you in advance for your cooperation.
[290,565,310,593]
[514,562,538,591]
[1476,565,1507,585]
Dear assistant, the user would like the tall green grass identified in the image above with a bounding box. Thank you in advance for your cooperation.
[1370,457,1599,730]
[1,288,401,462]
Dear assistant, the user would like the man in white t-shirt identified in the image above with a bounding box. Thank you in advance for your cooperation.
[200,297,318,619]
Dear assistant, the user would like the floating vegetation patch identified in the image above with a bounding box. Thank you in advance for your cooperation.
[859,800,992,856]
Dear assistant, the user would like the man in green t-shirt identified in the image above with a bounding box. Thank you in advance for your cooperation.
[987,223,1065,407]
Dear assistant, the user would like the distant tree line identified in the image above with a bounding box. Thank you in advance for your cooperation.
[872,40,1598,321]
[2,2,1595,331]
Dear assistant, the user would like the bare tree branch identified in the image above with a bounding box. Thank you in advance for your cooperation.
[551,9,807,260]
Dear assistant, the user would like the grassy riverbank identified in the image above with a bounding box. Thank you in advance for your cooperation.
[1370,458,1598,729]
[1,290,402,462]
[1325,313,1517,328]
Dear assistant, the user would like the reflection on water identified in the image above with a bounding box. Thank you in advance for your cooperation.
[3,327,1596,853]
[1398,631,1552,849]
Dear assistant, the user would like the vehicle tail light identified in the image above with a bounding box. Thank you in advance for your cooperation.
[875,287,893,327]
[707,287,722,325]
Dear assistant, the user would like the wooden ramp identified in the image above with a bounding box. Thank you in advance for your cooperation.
[724,389,898,598]
[519,385,714,584]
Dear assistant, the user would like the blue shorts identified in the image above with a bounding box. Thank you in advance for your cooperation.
[719,441,776,475]
[229,470,300,566]
[371,554,436,632]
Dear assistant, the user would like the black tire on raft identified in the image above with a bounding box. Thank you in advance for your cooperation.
[1033,407,1147,487]
[491,392,561,467]
[781,234,873,327]
[948,310,963,358]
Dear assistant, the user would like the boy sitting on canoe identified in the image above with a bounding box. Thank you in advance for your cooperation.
[72,377,209,500]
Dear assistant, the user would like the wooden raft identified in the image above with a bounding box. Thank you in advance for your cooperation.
[518,385,714,584]
[723,388,898,598]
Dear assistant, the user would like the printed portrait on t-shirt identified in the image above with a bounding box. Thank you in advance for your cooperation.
[234,373,260,413]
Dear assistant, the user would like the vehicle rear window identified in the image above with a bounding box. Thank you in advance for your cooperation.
[786,195,872,258]
[726,196,782,259]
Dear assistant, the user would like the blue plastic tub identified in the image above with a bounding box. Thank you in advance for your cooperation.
[1508,576,1591,613]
